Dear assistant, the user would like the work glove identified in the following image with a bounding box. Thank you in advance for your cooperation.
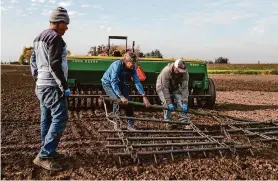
[168,104,175,111]
[119,96,128,104]
[182,103,188,113]
[64,88,71,96]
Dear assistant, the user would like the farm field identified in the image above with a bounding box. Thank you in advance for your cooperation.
[207,64,278,75]
[1,65,278,180]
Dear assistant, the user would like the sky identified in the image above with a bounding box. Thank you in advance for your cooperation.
[1,0,278,63]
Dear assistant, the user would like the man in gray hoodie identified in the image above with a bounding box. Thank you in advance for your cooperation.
[30,6,70,171]
[156,59,189,122]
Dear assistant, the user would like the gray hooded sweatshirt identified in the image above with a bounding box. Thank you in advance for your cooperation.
[156,63,189,105]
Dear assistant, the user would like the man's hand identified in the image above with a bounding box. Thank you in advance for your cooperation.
[168,104,175,111]
[65,88,71,96]
[143,96,151,108]
[120,96,128,104]
[182,103,188,113]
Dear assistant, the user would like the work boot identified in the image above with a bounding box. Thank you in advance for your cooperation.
[53,152,64,159]
[33,155,62,171]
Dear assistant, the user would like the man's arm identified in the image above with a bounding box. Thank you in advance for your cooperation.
[110,62,123,97]
[30,50,38,81]
[180,72,189,104]
[131,67,145,95]
[48,35,68,92]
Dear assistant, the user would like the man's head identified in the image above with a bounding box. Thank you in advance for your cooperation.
[123,52,137,70]
[49,7,70,36]
[173,58,186,74]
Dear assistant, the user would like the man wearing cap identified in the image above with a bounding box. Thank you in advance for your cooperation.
[101,52,151,130]
[156,58,190,123]
[30,6,70,171]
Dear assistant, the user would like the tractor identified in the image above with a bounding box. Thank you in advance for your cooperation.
[66,36,216,110]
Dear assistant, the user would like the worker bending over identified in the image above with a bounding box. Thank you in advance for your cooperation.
[101,52,151,130]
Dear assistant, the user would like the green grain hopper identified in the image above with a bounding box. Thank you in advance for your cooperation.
[67,36,216,110]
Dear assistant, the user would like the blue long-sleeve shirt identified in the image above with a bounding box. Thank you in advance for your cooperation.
[101,60,145,96]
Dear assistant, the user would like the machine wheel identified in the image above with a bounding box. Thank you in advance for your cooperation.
[197,78,216,109]
[206,78,216,109]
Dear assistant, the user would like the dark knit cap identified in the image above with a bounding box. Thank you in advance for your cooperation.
[49,7,70,24]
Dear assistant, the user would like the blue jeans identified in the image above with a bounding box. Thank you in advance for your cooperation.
[157,89,183,120]
[102,84,134,126]
[35,85,68,158]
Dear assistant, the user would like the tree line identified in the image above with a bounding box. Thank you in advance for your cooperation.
[204,57,230,64]
[87,44,163,58]
[13,45,231,65]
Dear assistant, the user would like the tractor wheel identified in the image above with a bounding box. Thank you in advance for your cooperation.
[197,78,216,109]
[206,78,216,109]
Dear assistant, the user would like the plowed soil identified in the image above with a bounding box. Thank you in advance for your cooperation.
[1,65,278,180]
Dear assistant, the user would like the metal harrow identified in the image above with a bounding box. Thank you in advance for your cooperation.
[213,116,278,143]
[182,109,278,144]
[98,97,252,165]
[67,85,160,111]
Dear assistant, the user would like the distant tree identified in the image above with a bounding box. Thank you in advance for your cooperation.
[10,61,20,64]
[204,60,214,64]
[18,46,33,65]
[215,57,229,64]
[19,55,25,65]
[138,52,145,57]
[145,49,163,58]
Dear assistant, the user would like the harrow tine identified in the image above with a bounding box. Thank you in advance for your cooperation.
[249,148,254,156]
[105,141,220,148]
[202,144,207,157]
[187,151,191,159]
[118,156,122,166]
[106,136,224,141]
[108,115,190,125]
[219,150,223,157]
[98,129,195,134]
[113,145,250,156]
[171,146,174,161]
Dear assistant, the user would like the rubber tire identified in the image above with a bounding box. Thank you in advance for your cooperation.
[206,78,216,109]
[196,78,216,109]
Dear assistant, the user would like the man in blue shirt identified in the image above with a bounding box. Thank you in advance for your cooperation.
[101,52,151,130]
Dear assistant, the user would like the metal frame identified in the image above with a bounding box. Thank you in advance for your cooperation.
[98,97,253,165]
[107,36,136,56]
